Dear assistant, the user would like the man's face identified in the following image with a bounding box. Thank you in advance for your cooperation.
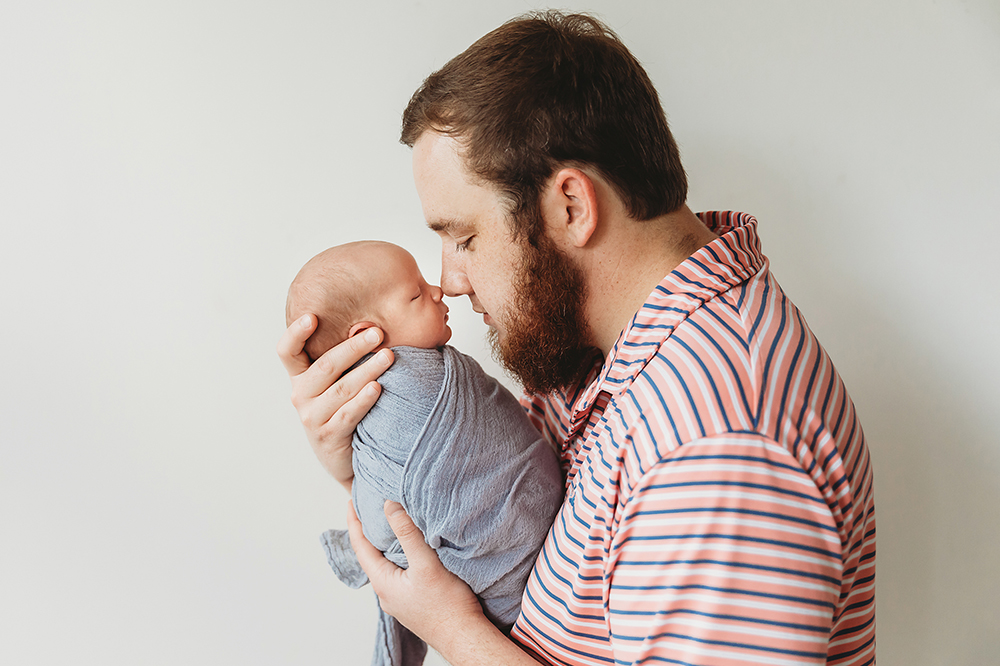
[412,131,594,393]
[412,131,522,342]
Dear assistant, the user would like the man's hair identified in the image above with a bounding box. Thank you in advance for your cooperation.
[401,11,687,241]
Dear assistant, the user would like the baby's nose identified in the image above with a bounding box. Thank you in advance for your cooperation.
[430,285,445,301]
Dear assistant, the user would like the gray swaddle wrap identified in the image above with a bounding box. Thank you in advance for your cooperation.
[321,346,563,666]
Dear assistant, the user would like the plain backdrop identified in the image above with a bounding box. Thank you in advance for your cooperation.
[2,1,998,664]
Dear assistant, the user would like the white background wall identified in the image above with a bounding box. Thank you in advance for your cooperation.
[2,1,997,664]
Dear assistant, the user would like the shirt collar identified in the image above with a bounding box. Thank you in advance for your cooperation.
[564,211,766,435]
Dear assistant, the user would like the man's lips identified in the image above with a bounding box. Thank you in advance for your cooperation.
[471,304,493,327]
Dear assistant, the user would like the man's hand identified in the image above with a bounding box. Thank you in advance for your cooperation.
[276,314,394,490]
[347,501,542,665]
[348,500,483,644]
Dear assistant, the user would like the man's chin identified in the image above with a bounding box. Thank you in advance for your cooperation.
[485,327,517,379]
[487,325,594,395]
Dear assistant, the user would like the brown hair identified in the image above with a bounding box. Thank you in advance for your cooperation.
[401,11,687,242]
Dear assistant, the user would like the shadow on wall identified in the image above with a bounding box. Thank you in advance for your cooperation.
[687,141,1000,665]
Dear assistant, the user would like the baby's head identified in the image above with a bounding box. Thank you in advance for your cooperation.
[286,241,451,361]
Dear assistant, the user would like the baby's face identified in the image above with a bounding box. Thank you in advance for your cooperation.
[377,248,452,349]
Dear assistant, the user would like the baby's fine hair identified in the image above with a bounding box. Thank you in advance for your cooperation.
[286,246,371,362]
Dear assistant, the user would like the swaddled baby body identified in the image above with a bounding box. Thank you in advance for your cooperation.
[286,242,563,666]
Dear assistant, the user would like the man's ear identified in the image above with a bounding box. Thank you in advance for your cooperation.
[541,167,599,248]
[348,321,380,339]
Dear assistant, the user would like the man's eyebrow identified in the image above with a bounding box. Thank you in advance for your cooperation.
[427,218,473,234]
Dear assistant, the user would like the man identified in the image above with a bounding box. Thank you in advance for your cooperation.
[278,11,875,666]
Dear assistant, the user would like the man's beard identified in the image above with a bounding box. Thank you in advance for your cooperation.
[489,227,598,395]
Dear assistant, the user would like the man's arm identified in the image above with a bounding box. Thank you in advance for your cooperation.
[607,434,842,665]
[276,314,394,491]
[347,501,543,666]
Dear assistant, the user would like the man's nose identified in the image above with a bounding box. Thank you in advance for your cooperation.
[440,254,472,297]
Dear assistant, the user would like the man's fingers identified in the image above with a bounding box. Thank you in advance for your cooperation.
[317,380,382,434]
[347,500,401,584]
[383,501,436,571]
[353,500,482,638]
[276,314,317,378]
[296,329,391,402]
[301,348,394,432]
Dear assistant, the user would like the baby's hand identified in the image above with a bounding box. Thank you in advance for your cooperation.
[277,315,393,489]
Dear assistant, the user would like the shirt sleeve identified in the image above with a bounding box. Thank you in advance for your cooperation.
[607,433,843,666]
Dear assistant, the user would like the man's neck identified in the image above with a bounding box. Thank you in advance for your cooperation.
[584,205,717,356]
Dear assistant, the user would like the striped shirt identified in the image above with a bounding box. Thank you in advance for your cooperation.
[510,212,876,666]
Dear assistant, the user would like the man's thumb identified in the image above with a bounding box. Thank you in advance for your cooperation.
[384,500,427,554]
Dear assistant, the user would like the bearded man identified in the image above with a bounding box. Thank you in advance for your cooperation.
[278,12,876,666]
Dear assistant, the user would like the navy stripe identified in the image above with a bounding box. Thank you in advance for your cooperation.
[747,275,770,346]
[632,321,678,332]
[774,303,807,441]
[520,589,615,660]
[700,303,751,352]
[830,612,874,640]
[538,527,605,599]
[610,582,836,610]
[609,607,830,633]
[614,557,843,585]
[621,339,662,348]
[627,505,840,534]
[616,531,841,559]
[735,280,748,311]
[643,479,828,506]
[639,630,827,659]
[657,451,808,476]
[636,371,683,449]
[674,335,734,431]
[828,634,876,661]
[792,316,823,444]
[662,354,707,438]
[644,301,691,314]
[758,289,789,429]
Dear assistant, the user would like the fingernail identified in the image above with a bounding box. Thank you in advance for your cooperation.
[299,315,311,328]
[377,349,391,365]
[365,328,380,344]
[384,500,403,517]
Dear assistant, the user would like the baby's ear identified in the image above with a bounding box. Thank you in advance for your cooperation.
[348,321,380,339]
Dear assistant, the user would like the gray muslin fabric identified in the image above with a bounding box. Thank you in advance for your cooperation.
[321,346,563,666]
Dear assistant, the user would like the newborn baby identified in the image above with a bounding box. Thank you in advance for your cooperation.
[286,241,563,666]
